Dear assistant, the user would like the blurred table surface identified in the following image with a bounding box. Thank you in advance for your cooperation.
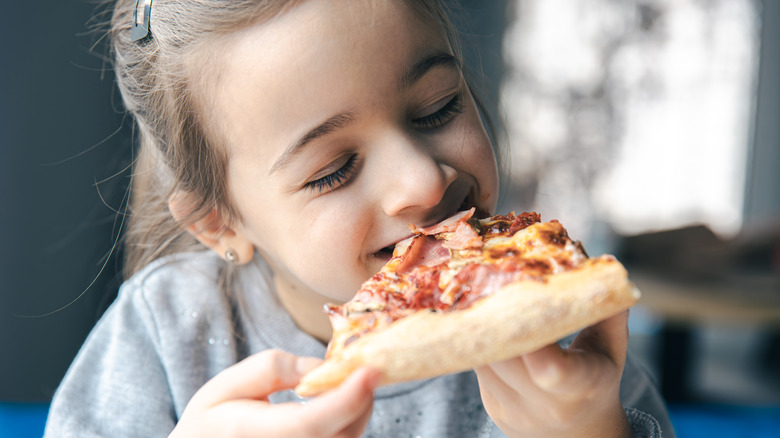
[630,269,780,326]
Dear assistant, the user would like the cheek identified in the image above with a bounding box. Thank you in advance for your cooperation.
[473,144,500,211]
[452,109,500,206]
[264,204,374,301]
[227,161,373,301]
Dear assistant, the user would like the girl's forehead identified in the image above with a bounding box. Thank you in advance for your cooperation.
[214,0,447,69]
[201,0,452,158]
[199,0,447,97]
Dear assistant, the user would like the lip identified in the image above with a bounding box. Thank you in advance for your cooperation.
[371,234,415,260]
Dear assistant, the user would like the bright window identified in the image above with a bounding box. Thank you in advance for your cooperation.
[501,0,760,239]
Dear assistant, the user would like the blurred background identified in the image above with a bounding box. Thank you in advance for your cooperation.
[1,0,778,437]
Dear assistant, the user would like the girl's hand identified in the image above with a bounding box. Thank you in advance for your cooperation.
[475,311,633,438]
[170,349,380,438]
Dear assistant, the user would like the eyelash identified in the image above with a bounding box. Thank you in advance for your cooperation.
[304,154,359,193]
[302,94,463,194]
[412,93,464,129]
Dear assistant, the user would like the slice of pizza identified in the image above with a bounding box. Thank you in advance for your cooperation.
[295,209,640,397]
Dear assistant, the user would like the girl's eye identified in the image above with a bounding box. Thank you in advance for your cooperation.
[304,154,359,193]
[412,93,464,129]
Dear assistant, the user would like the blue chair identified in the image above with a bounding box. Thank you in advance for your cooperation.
[0,402,49,438]
[669,403,780,438]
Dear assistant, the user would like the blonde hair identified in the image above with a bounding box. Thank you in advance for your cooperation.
[109,0,466,279]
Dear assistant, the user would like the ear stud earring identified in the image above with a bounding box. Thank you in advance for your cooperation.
[225,249,238,264]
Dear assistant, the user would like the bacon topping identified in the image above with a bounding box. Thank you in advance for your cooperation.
[395,235,451,274]
[409,208,475,235]
[442,221,483,250]
[445,264,524,309]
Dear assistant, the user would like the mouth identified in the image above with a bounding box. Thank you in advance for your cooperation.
[373,244,396,259]
[371,191,479,262]
[371,233,415,262]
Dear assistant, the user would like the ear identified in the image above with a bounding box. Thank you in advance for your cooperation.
[168,192,255,265]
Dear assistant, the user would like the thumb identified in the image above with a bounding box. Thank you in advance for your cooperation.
[194,350,322,408]
[570,310,630,367]
[521,311,630,394]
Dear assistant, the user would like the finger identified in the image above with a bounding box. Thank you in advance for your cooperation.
[299,367,381,436]
[474,365,510,423]
[474,366,501,408]
[496,344,606,395]
[336,392,376,437]
[296,355,326,375]
[523,312,629,396]
[522,343,599,394]
[571,310,630,367]
[215,368,379,438]
[475,362,551,431]
[196,350,322,407]
[476,357,534,397]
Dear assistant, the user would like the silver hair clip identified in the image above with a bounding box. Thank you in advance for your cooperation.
[131,0,153,42]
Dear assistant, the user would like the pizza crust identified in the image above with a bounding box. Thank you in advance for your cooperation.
[295,257,640,397]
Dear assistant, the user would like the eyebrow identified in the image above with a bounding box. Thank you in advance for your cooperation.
[269,52,460,175]
[398,52,460,92]
[269,112,357,175]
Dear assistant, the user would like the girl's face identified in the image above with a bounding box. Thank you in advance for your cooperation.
[206,0,498,338]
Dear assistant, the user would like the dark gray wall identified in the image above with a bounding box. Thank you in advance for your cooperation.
[0,2,131,401]
[745,0,780,225]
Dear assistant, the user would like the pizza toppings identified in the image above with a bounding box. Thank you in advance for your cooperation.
[408,208,483,251]
[394,235,450,273]
[442,220,483,250]
[481,211,541,238]
[409,208,475,235]
[324,210,593,359]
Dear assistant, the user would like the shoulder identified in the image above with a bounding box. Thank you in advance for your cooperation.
[44,251,231,437]
[124,250,223,297]
[118,251,224,317]
[89,250,249,389]
[100,250,235,351]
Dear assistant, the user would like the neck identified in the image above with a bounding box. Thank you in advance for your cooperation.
[272,272,334,344]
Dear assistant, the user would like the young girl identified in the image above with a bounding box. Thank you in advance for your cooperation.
[45,0,675,436]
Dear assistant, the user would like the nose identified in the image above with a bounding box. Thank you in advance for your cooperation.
[377,133,458,216]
